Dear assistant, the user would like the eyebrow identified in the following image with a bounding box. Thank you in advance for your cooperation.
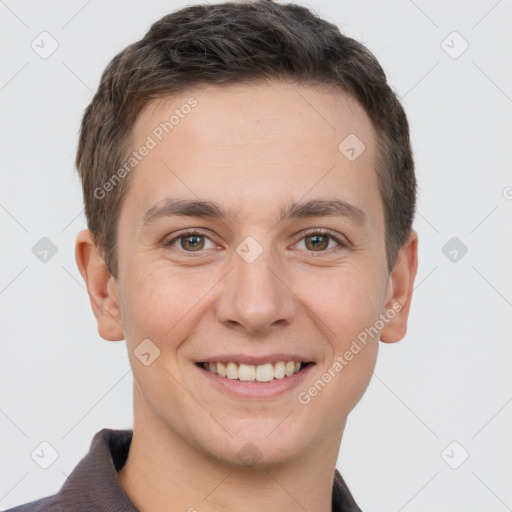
[141,197,368,227]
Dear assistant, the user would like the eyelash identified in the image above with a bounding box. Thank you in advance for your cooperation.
[163,228,348,255]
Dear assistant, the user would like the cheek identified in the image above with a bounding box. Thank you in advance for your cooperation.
[321,338,379,423]
[296,264,384,340]
[121,264,218,344]
[119,267,214,397]
[294,267,382,411]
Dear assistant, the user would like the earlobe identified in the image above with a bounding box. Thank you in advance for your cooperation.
[380,230,419,344]
[74,229,125,341]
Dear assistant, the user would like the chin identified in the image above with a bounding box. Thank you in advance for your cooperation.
[202,424,310,469]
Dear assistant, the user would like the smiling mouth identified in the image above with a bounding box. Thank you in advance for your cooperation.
[197,361,314,382]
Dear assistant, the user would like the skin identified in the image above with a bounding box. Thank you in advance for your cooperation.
[76,80,418,512]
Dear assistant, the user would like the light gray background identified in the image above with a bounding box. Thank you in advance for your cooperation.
[1,0,511,510]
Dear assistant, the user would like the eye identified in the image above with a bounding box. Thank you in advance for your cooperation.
[163,228,348,255]
[295,229,347,252]
[164,230,216,253]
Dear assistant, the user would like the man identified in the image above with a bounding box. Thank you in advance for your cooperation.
[7,0,418,510]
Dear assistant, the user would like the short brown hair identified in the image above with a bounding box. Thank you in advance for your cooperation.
[76,0,416,279]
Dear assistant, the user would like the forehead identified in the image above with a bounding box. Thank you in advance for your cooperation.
[122,80,382,230]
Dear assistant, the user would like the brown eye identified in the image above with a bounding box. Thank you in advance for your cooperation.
[180,234,205,251]
[165,231,216,253]
[305,234,330,251]
[296,230,347,253]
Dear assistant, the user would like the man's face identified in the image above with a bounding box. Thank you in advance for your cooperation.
[111,80,395,466]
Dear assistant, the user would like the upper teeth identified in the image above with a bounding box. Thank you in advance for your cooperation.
[203,361,303,382]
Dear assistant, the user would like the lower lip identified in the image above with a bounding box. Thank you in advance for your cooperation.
[196,363,315,399]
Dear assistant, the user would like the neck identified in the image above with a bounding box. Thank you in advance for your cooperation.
[117,385,345,512]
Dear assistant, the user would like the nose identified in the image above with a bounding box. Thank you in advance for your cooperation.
[214,244,297,335]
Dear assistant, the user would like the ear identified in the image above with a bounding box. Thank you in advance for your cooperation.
[380,230,419,344]
[74,229,125,341]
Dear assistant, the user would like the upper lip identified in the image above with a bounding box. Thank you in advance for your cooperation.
[197,354,315,365]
